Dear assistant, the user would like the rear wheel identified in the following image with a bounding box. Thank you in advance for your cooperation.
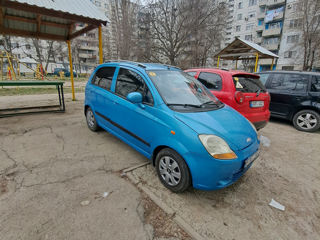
[293,110,320,132]
[155,148,191,193]
[86,107,99,132]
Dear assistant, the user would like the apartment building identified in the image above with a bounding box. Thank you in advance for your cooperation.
[224,0,319,71]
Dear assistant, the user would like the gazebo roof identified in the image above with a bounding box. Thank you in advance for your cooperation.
[215,38,279,60]
[0,0,109,41]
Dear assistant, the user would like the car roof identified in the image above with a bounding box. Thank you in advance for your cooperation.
[258,70,320,76]
[101,61,181,71]
[185,68,259,77]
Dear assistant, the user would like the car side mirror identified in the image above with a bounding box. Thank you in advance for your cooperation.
[127,92,143,104]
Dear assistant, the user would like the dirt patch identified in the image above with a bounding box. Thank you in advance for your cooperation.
[141,192,191,240]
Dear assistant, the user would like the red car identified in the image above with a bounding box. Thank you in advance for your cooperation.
[184,68,270,130]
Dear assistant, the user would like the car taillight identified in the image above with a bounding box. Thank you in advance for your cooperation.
[235,91,244,104]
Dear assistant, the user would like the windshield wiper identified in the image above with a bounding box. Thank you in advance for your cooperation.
[256,89,261,97]
[167,103,201,108]
[200,101,221,107]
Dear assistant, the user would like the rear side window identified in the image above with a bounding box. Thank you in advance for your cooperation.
[259,74,269,85]
[115,68,154,105]
[233,75,266,93]
[269,74,308,92]
[311,76,320,92]
[92,67,116,90]
[186,71,197,77]
[198,72,222,90]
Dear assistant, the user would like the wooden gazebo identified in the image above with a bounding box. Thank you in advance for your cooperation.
[0,0,109,100]
[214,37,279,72]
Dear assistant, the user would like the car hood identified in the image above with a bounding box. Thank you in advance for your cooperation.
[174,106,257,151]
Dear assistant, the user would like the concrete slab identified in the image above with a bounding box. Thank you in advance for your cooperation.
[0,94,189,240]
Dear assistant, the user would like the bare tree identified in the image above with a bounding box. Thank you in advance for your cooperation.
[297,0,320,71]
[110,0,140,60]
[144,0,227,67]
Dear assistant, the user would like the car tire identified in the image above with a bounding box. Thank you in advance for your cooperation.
[293,110,320,132]
[86,107,99,132]
[155,148,191,193]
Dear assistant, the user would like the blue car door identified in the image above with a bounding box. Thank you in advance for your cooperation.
[90,66,118,130]
[107,67,157,157]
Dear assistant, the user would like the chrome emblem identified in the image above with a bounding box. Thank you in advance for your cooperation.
[246,137,252,143]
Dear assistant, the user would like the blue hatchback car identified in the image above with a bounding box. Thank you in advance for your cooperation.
[84,61,260,192]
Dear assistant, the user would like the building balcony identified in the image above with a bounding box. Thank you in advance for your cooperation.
[255,37,262,44]
[256,25,264,31]
[79,53,97,59]
[257,12,265,19]
[78,45,98,51]
[259,0,267,6]
[267,0,285,7]
[262,27,281,37]
[273,11,284,21]
[261,43,279,51]
[259,59,273,65]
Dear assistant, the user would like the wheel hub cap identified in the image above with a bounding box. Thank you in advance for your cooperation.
[297,113,317,130]
[159,156,181,186]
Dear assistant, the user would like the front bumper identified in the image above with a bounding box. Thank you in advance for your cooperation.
[184,139,260,190]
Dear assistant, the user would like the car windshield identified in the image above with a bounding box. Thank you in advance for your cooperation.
[233,75,267,93]
[147,70,223,110]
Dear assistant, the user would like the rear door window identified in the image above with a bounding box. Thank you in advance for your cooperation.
[269,73,308,92]
[233,75,266,93]
[311,76,320,92]
[92,67,116,90]
[198,72,222,90]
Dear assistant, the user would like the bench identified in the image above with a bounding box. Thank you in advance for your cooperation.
[0,81,65,117]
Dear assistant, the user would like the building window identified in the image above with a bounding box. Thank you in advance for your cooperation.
[25,44,31,49]
[257,32,262,37]
[284,51,297,58]
[238,2,243,9]
[248,12,256,18]
[249,0,257,6]
[237,14,242,20]
[287,34,299,43]
[236,25,241,32]
[95,1,101,7]
[264,37,279,45]
[246,24,254,30]
[258,19,264,26]
[289,19,302,28]
[245,35,253,41]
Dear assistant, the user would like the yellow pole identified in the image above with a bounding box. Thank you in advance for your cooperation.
[235,60,238,70]
[270,58,274,70]
[98,25,103,64]
[67,40,75,101]
[7,53,16,80]
[254,53,259,72]
[217,56,220,68]
[1,54,3,80]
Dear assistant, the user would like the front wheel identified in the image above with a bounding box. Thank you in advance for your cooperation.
[293,110,320,132]
[155,148,191,193]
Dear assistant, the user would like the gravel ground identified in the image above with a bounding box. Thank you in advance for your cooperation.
[129,119,320,240]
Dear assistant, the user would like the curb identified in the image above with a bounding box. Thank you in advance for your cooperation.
[127,172,206,240]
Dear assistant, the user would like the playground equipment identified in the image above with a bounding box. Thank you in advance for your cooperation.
[0,50,45,80]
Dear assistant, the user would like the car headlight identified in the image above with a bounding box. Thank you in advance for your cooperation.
[199,135,237,160]
[248,120,258,136]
